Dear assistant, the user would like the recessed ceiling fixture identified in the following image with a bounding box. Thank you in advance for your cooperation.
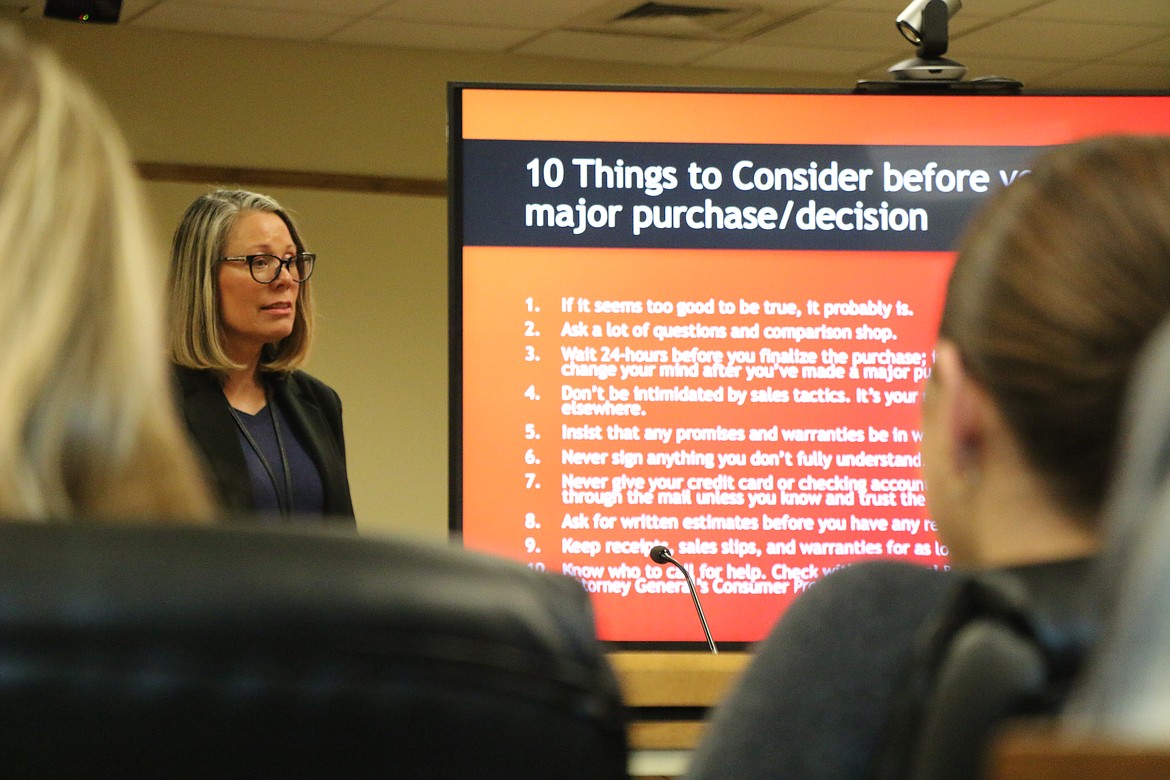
[566,0,782,41]
[616,2,738,24]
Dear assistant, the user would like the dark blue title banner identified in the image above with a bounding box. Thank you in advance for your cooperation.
[461,141,1047,251]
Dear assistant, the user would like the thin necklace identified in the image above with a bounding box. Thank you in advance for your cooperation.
[228,389,293,519]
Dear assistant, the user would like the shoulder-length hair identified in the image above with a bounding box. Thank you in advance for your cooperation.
[168,189,316,375]
[0,26,212,521]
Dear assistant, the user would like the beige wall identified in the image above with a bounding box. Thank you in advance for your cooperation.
[16,18,837,540]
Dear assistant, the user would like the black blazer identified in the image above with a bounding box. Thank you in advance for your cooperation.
[173,365,356,526]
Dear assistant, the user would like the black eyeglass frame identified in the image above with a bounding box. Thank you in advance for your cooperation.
[219,253,316,284]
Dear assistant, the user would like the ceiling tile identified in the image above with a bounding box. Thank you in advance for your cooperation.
[747,0,829,11]
[1022,0,1170,26]
[697,41,881,75]
[37,0,1167,91]
[830,0,909,10]
[953,18,1166,62]
[1034,61,1170,90]
[515,29,724,66]
[160,0,388,13]
[747,9,896,52]
[373,0,599,27]
[129,3,353,40]
[328,18,535,51]
[1109,34,1170,67]
[118,0,164,22]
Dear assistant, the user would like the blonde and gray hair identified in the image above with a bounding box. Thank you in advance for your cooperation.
[0,27,211,520]
[168,189,315,374]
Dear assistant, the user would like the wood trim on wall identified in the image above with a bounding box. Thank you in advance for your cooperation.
[136,162,447,198]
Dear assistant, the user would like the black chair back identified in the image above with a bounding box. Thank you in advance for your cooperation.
[0,523,627,778]
[874,563,1092,780]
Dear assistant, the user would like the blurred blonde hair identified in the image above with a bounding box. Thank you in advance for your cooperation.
[0,27,212,521]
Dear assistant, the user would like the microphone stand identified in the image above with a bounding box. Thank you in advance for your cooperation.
[650,546,718,653]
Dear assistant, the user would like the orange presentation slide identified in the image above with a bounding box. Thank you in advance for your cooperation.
[452,86,1170,644]
[463,247,953,642]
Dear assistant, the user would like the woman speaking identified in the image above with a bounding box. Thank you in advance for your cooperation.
[168,190,355,526]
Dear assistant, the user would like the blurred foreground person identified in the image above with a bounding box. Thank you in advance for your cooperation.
[686,134,1170,780]
[1066,314,1170,744]
[0,26,211,521]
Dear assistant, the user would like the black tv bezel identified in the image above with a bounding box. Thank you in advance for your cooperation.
[447,82,1169,651]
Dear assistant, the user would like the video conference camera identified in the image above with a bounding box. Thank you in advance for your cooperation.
[889,0,966,81]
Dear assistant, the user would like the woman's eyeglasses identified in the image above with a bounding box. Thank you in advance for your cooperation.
[219,253,316,284]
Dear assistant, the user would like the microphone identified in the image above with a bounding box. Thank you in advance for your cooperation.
[648,545,718,653]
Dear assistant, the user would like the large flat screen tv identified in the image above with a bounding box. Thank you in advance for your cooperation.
[449,84,1170,647]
